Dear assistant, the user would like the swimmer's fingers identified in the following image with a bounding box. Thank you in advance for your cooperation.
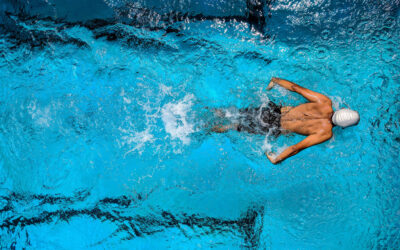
[266,80,275,90]
[265,152,278,164]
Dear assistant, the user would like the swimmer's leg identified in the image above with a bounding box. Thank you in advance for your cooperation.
[204,107,226,118]
[212,123,239,133]
[281,106,293,113]
[205,107,240,133]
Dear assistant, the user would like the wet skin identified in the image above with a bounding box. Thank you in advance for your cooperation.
[211,77,335,164]
[265,77,334,164]
[280,103,333,136]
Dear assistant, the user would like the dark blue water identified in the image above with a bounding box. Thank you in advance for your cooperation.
[0,0,399,249]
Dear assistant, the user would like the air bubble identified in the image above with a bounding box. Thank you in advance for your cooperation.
[356,20,370,33]
[315,45,329,60]
[383,16,396,29]
[321,29,330,40]
[380,47,397,63]
[291,46,311,62]
[347,27,354,35]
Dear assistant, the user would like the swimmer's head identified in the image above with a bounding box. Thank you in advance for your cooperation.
[332,108,360,128]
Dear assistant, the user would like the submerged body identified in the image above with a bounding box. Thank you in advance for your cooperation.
[213,77,359,164]
[236,102,282,136]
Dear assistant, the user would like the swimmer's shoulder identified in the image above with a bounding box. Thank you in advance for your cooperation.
[321,104,334,114]
[317,119,333,137]
[306,101,333,114]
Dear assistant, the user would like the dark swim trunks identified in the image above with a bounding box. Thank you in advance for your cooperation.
[237,101,281,136]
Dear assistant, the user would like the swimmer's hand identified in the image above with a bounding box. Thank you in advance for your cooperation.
[266,78,276,90]
[265,152,278,164]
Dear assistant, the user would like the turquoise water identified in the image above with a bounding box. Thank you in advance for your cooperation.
[0,0,399,249]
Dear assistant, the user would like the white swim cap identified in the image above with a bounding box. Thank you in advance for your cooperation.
[332,109,360,128]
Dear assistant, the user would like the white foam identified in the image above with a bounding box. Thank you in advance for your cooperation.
[120,126,154,156]
[262,133,288,156]
[27,100,52,128]
[262,136,273,153]
[271,0,324,11]
[225,109,236,118]
[279,87,291,97]
[330,96,343,110]
[325,133,336,149]
[120,88,132,104]
[161,94,195,145]
[159,84,173,96]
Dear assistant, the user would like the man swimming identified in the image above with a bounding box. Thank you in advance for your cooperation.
[212,77,360,164]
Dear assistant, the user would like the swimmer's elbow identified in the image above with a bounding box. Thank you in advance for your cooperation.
[322,131,333,141]
[316,128,333,141]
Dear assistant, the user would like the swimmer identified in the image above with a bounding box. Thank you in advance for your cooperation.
[212,77,360,164]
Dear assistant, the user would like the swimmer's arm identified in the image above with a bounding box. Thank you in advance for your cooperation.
[268,77,331,104]
[266,132,332,164]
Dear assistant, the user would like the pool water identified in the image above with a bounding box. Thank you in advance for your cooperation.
[0,0,399,249]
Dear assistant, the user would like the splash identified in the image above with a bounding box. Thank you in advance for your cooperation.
[330,96,343,110]
[121,127,154,157]
[27,100,53,128]
[261,135,273,153]
[161,94,196,145]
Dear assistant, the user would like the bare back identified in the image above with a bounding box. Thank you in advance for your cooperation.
[263,77,336,164]
[214,78,339,164]
[280,103,333,136]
